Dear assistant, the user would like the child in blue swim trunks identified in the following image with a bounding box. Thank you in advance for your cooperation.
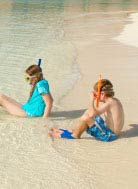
[49,79,124,142]
[0,64,53,118]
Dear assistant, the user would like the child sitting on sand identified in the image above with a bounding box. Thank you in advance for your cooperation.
[49,79,124,142]
[0,64,53,118]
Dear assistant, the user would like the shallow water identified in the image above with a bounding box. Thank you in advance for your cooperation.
[0,0,81,105]
[0,0,138,105]
[0,0,138,188]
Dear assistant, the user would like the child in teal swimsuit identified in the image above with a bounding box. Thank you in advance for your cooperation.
[0,64,53,118]
[22,78,51,117]
[49,79,124,142]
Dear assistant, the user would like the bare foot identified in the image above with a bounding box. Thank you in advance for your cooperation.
[49,132,62,138]
[50,127,61,133]
[50,128,73,133]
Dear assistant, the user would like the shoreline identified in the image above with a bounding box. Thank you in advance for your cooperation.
[1,4,138,189]
[114,12,138,48]
[55,10,138,188]
[60,11,138,111]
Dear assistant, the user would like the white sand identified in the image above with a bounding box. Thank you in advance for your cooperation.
[1,7,138,189]
[59,10,138,189]
[114,13,138,47]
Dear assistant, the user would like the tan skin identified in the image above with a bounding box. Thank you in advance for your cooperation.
[49,91,124,138]
[0,75,53,118]
[42,93,53,118]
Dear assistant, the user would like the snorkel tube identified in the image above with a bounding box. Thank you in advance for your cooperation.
[96,74,102,108]
[38,58,42,67]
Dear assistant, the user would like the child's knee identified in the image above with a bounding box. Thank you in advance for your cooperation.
[80,113,92,123]
[80,114,87,122]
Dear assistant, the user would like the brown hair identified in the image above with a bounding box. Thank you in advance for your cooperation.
[94,79,115,97]
[26,65,43,98]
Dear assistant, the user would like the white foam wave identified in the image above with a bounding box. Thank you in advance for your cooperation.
[67,10,133,20]
[114,13,138,48]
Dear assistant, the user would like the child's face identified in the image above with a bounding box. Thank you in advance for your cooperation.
[93,91,97,98]
[93,90,106,101]
[25,74,37,85]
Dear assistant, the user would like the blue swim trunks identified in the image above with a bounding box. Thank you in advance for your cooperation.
[86,116,117,142]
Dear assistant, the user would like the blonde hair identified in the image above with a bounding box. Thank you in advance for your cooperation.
[26,65,43,98]
[94,79,114,97]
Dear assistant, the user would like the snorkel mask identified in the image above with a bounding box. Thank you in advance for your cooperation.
[25,75,36,82]
[25,58,42,82]
[25,76,30,82]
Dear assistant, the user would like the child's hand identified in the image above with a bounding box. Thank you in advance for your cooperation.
[90,91,96,102]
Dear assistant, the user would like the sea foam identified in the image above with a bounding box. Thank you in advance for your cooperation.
[114,13,138,48]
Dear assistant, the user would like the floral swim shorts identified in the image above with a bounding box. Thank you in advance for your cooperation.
[86,116,117,142]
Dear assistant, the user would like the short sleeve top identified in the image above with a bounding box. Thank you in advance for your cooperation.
[22,79,50,117]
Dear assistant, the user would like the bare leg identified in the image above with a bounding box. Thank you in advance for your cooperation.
[0,93,27,117]
[68,110,94,138]
[49,111,95,139]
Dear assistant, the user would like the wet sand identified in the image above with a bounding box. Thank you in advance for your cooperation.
[0,3,138,189]
[58,9,138,189]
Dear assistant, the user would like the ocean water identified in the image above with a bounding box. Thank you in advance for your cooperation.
[0,0,81,106]
[0,1,138,188]
[0,0,138,108]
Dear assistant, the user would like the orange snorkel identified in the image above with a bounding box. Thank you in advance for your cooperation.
[96,74,102,108]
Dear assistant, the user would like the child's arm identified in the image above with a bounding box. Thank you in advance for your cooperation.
[89,92,110,117]
[42,93,53,118]
[88,92,97,117]
[96,102,110,115]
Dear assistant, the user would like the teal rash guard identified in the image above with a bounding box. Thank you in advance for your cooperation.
[22,79,50,117]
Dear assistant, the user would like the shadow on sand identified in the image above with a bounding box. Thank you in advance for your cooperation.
[120,124,138,138]
[51,109,86,119]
